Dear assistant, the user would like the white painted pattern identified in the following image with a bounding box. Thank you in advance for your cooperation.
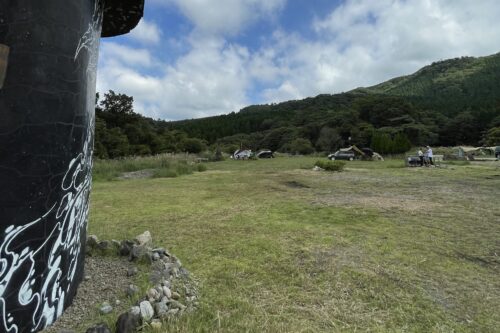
[0,1,103,332]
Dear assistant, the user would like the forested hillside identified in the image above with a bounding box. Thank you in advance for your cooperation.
[357,53,500,117]
[95,53,500,158]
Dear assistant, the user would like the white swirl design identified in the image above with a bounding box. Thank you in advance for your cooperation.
[0,1,102,332]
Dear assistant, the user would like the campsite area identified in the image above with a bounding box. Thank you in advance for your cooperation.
[88,156,500,332]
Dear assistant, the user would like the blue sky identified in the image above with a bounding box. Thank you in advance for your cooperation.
[97,0,500,120]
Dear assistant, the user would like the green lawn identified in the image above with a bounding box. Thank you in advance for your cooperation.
[89,157,500,332]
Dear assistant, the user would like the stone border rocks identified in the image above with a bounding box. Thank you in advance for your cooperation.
[75,231,199,333]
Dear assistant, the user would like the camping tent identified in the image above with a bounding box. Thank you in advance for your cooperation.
[232,149,253,160]
[453,146,496,160]
[335,145,383,161]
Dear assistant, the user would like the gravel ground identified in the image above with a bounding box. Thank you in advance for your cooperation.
[43,255,135,333]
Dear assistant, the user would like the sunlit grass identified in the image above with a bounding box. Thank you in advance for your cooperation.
[87,157,500,332]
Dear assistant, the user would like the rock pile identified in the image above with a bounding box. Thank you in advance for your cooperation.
[81,231,198,333]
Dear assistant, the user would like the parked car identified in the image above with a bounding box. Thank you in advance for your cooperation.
[257,150,274,158]
[406,156,421,167]
[328,151,355,161]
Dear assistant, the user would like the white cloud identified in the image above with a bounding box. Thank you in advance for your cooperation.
[97,0,285,119]
[165,0,286,36]
[98,36,252,120]
[155,37,252,119]
[127,19,162,45]
[97,0,500,120]
[261,0,500,102]
[100,42,157,68]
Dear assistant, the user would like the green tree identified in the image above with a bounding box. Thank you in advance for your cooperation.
[158,131,179,153]
[315,127,342,152]
[181,138,206,154]
[124,123,146,145]
[101,127,130,158]
[100,90,134,115]
[481,127,500,146]
[371,131,393,154]
[490,115,500,128]
[351,123,374,147]
[94,117,109,159]
[281,138,314,155]
[260,127,298,152]
[129,144,152,156]
[440,111,481,145]
[146,132,164,155]
[392,133,412,153]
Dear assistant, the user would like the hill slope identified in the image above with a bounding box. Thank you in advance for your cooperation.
[355,53,500,116]
[167,53,500,148]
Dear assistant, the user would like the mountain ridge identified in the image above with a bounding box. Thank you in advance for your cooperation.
[352,52,500,115]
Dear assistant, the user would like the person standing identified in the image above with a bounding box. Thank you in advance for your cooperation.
[418,148,424,166]
[426,145,434,166]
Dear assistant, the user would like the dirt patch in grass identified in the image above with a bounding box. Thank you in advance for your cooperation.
[308,245,366,274]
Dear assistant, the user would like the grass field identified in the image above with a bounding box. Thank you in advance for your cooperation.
[89,157,500,332]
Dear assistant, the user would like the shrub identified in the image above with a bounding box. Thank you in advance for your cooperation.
[214,146,224,161]
[315,160,345,172]
[197,164,208,172]
[482,126,500,146]
[175,163,192,176]
[199,148,225,162]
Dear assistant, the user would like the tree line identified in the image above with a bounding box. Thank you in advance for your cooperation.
[95,89,499,160]
[94,91,207,159]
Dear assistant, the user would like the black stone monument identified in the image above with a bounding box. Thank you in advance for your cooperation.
[0,1,144,332]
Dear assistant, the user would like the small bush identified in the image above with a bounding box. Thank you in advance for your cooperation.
[159,158,171,168]
[197,164,208,172]
[175,163,192,176]
[214,146,224,161]
[315,160,345,172]
[199,149,225,162]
